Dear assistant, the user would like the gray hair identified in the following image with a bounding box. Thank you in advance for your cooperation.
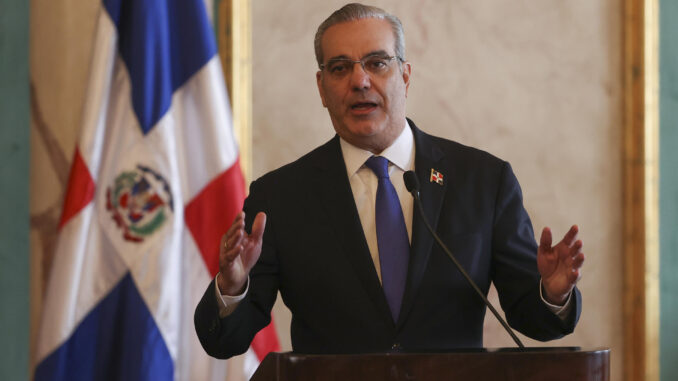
[314,3,406,67]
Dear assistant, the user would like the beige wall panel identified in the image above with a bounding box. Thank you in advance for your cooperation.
[253,1,622,379]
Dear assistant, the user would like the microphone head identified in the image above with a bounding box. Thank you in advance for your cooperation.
[403,171,420,193]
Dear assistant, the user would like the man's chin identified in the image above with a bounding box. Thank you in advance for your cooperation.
[340,126,398,153]
[346,124,384,140]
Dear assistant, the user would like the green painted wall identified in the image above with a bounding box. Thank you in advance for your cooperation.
[0,0,30,379]
[660,1,678,380]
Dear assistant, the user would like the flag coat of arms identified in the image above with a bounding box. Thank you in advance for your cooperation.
[34,0,279,379]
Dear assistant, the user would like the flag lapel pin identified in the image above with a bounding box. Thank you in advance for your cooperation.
[430,169,444,185]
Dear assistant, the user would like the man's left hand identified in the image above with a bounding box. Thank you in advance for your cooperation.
[537,225,585,305]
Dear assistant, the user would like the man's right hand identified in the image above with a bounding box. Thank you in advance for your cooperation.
[217,211,267,296]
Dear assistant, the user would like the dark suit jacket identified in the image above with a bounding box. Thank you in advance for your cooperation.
[194,119,581,358]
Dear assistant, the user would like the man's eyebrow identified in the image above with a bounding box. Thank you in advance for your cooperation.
[363,50,390,58]
[326,54,352,62]
[326,50,391,62]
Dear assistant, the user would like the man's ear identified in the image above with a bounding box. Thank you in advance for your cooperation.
[316,71,328,107]
[401,61,411,96]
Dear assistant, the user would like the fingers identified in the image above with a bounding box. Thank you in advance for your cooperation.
[568,238,583,256]
[568,266,583,283]
[567,250,585,283]
[225,211,245,242]
[221,238,243,265]
[227,228,244,253]
[250,212,267,242]
[221,212,246,262]
[573,248,585,263]
[539,227,552,252]
[220,211,267,263]
[571,250,585,268]
[219,233,228,260]
[560,224,579,247]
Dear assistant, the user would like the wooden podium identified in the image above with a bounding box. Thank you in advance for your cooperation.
[250,347,610,381]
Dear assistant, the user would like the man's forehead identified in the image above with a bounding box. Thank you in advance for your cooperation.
[320,18,396,60]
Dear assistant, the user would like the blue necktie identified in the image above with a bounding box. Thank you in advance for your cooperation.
[365,156,409,322]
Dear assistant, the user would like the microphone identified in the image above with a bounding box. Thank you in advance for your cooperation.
[403,171,525,349]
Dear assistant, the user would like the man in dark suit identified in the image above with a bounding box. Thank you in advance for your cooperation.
[195,3,585,358]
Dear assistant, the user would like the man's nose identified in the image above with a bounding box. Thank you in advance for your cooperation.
[349,62,371,90]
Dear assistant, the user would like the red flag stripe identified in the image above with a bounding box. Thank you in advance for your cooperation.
[58,147,96,229]
[184,158,281,357]
[251,321,281,360]
[184,158,246,277]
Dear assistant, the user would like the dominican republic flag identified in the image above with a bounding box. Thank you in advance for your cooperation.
[34,0,279,380]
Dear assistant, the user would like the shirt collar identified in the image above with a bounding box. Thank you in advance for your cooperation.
[340,120,415,177]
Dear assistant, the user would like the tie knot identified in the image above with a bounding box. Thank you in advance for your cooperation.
[365,156,390,179]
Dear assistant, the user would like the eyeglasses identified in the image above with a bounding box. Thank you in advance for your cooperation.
[320,54,403,78]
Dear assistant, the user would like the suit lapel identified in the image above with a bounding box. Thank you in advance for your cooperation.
[309,137,395,328]
[398,120,448,328]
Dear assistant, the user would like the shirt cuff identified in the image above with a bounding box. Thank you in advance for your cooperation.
[214,273,249,318]
[539,278,573,321]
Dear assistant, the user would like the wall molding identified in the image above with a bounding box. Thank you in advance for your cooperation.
[623,0,660,380]
[218,0,252,184]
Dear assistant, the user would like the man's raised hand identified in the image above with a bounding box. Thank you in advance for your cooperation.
[217,211,266,296]
[537,225,585,305]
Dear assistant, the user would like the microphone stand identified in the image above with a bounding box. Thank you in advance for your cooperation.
[404,171,525,349]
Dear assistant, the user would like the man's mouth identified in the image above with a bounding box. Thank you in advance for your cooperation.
[351,102,377,110]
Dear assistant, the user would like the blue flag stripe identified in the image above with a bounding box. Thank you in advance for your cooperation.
[34,273,173,381]
[103,0,217,134]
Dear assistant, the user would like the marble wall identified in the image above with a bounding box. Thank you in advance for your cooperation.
[252,0,622,378]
